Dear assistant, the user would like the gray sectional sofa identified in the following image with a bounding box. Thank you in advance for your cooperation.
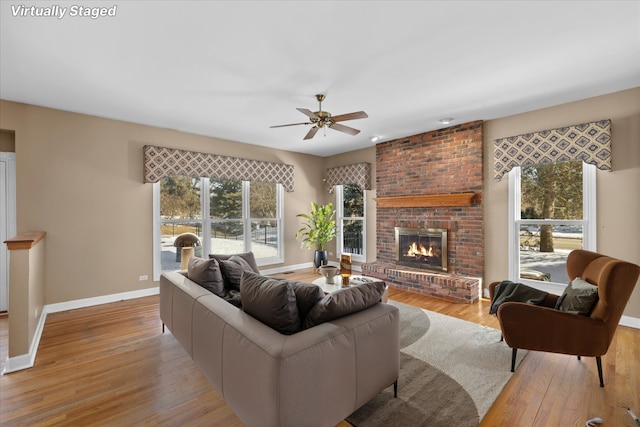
[159,255,400,427]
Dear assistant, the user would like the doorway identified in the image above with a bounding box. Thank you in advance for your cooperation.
[1,151,16,312]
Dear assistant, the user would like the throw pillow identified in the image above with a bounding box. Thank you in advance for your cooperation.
[555,277,599,315]
[209,252,260,273]
[217,255,257,291]
[187,257,225,297]
[303,281,386,329]
[288,281,325,322]
[240,271,301,335]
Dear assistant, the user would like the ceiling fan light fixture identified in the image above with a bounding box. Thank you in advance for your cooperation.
[439,118,454,124]
[270,94,368,140]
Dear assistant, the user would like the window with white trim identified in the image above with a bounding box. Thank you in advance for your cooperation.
[508,161,596,290]
[153,177,283,280]
[336,184,366,263]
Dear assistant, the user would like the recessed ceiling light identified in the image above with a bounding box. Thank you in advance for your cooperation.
[370,136,380,142]
[439,118,454,124]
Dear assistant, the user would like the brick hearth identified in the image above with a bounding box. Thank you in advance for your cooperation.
[363,120,484,303]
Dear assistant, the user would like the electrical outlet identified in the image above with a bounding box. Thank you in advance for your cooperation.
[139,275,148,281]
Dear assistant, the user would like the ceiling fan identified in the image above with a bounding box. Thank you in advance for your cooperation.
[270,94,368,140]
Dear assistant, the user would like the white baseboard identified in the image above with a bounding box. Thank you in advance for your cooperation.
[620,315,640,329]
[260,262,312,275]
[2,286,160,374]
[3,305,47,374]
[46,286,159,314]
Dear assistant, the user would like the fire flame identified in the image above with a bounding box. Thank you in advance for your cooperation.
[406,242,433,257]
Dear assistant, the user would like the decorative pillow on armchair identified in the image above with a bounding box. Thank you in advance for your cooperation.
[555,277,599,315]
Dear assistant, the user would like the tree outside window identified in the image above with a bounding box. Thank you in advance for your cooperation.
[515,160,594,285]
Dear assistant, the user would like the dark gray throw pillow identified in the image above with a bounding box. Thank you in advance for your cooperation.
[240,271,301,335]
[556,277,599,315]
[209,252,260,274]
[303,281,386,329]
[187,257,225,297]
[217,255,256,291]
[289,280,325,322]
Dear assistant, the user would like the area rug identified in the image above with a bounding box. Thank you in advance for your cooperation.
[346,301,527,427]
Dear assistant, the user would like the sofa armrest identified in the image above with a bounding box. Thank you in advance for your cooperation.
[498,302,609,356]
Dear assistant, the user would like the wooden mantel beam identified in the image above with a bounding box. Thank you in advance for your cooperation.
[374,193,480,208]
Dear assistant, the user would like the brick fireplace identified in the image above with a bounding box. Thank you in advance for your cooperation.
[362,120,483,303]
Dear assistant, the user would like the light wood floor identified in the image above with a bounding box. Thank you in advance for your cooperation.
[1,270,638,426]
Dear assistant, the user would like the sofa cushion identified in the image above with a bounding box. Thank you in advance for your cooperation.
[187,257,225,297]
[210,252,260,274]
[555,277,599,315]
[289,280,325,322]
[303,281,386,329]
[240,271,301,335]
[216,255,258,291]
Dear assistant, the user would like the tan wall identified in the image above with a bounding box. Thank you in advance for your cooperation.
[2,87,639,319]
[0,100,324,304]
[484,87,640,318]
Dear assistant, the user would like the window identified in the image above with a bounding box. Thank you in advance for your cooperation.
[508,161,596,290]
[153,177,283,279]
[336,184,366,262]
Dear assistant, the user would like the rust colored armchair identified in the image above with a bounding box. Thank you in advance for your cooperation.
[490,249,640,387]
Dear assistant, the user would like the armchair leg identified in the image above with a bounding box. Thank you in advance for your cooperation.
[511,348,517,372]
[596,356,604,387]
[393,379,398,398]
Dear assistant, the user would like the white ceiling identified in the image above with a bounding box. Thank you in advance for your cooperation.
[1,1,639,157]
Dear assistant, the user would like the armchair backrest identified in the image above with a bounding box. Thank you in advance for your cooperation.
[566,250,640,341]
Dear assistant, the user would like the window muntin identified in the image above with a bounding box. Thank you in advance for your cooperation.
[336,184,365,262]
[154,177,283,279]
[509,161,595,288]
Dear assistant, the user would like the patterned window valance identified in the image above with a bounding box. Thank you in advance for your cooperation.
[493,119,611,180]
[143,145,295,192]
[325,162,371,193]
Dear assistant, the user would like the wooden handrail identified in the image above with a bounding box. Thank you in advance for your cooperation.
[4,231,46,250]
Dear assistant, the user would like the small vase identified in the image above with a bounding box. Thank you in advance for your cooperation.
[319,265,339,284]
[314,250,328,269]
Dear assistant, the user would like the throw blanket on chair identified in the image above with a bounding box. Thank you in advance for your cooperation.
[490,280,549,315]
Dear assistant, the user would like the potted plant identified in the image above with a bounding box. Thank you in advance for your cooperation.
[295,202,337,269]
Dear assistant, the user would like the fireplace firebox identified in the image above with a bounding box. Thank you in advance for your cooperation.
[395,227,448,272]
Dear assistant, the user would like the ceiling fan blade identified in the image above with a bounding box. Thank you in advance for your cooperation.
[331,111,368,122]
[329,122,360,136]
[297,108,320,120]
[303,126,319,140]
[270,122,310,128]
